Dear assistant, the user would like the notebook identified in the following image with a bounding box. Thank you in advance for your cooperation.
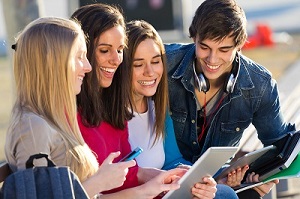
[235,153,300,193]
[162,147,238,199]
[244,131,300,181]
[214,145,275,181]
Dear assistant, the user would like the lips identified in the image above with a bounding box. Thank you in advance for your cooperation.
[78,76,84,81]
[138,79,156,86]
[99,67,116,73]
[206,64,220,70]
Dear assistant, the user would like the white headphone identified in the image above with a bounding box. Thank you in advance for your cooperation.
[194,53,240,93]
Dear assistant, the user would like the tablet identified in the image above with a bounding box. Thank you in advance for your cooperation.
[214,145,275,181]
[162,147,238,199]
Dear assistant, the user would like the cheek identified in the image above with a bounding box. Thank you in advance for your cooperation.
[132,70,140,83]
[119,54,123,63]
[157,64,164,78]
[195,48,206,59]
[95,51,106,65]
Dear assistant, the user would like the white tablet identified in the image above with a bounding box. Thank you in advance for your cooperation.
[214,145,275,181]
[162,147,238,199]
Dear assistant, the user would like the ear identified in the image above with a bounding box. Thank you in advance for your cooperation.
[192,37,196,43]
[238,41,246,51]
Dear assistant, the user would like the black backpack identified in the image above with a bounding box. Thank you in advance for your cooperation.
[0,153,89,199]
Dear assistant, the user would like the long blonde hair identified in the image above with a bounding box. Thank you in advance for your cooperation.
[8,17,98,181]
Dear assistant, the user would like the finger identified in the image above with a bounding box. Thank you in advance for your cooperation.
[235,168,242,182]
[166,168,187,178]
[241,165,249,175]
[246,172,256,182]
[192,185,216,198]
[162,168,186,184]
[102,151,121,164]
[230,170,237,184]
[118,159,136,169]
[227,173,233,185]
[160,183,180,192]
[252,173,260,182]
[242,165,249,178]
[202,176,217,186]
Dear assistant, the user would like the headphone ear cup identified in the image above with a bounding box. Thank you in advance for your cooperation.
[224,53,240,93]
[198,73,210,93]
[224,73,235,93]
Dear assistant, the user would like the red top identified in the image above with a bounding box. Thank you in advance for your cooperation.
[77,114,139,193]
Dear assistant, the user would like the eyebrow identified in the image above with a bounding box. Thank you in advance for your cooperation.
[133,54,162,62]
[97,43,125,48]
[97,43,112,47]
[199,42,234,50]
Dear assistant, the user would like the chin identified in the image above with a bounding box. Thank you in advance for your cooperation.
[100,81,113,88]
[75,89,81,95]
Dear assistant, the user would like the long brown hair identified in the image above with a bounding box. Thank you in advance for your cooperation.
[125,20,168,143]
[71,3,133,129]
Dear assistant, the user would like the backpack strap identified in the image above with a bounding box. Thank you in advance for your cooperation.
[25,153,55,169]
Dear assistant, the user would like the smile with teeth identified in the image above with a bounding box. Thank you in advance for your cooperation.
[138,79,156,86]
[207,64,220,70]
[100,67,116,73]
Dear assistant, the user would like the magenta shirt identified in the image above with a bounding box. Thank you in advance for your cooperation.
[77,114,139,193]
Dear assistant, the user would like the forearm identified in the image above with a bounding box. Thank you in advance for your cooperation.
[82,174,107,198]
[100,185,148,199]
[137,167,162,184]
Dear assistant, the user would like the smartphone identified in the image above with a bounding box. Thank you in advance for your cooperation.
[119,147,143,162]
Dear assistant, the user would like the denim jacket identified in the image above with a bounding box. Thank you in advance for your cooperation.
[165,43,295,163]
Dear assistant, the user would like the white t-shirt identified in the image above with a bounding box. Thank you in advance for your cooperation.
[128,99,165,168]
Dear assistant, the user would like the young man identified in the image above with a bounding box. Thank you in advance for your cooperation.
[165,0,295,197]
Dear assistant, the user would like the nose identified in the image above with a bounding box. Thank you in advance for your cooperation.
[207,51,218,64]
[144,63,154,76]
[109,51,122,66]
[84,59,92,73]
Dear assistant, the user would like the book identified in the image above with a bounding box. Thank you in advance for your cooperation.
[235,153,300,193]
[241,131,300,182]
[214,145,275,181]
[259,135,300,181]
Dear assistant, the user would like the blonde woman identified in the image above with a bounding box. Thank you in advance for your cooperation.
[4,17,136,198]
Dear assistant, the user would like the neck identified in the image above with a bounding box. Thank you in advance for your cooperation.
[133,95,148,113]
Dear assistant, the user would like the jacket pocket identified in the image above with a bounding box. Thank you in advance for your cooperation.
[219,119,252,145]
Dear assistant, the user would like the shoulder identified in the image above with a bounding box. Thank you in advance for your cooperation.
[164,43,195,76]
[240,54,272,80]
[5,111,64,170]
[164,43,195,57]
[16,112,56,138]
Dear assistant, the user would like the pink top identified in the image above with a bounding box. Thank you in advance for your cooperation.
[77,114,139,193]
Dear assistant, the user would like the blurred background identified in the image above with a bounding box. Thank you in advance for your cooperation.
[1,0,300,198]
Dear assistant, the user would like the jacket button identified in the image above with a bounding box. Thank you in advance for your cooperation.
[193,141,197,145]
[191,120,195,124]
[236,127,240,132]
